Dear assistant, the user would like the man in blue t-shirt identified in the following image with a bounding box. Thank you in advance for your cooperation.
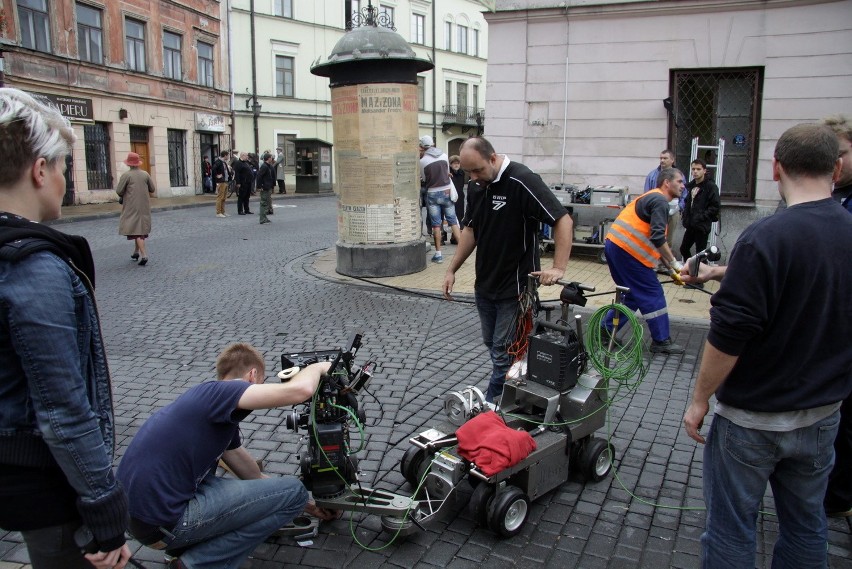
[117,343,335,569]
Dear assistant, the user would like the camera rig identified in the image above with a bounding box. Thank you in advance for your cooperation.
[279,333,435,536]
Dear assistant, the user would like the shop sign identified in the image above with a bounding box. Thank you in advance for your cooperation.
[195,112,226,133]
[27,91,93,123]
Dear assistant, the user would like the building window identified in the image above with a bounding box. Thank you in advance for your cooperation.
[444,21,452,51]
[345,0,362,28]
[445,80,452,108]
[472,28,480,57]
[379,5,394,26]
[83,123,112,189]
[411,13,425,45]
[274,0,293,18]
[167,129,187,186]
[457,25,468,54]
[17,0,51,52]
[76,3,103,64]
[276,134,297,169]
[163,31,182,80]
[198,41,214,87]
[671,68,763,202]
[275,55,294,98]
[125,18,146,72]
[457,82,468,112]
[417,76,426,111]
[472,84,479,110]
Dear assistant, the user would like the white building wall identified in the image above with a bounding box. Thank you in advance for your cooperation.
[484,0,852,252]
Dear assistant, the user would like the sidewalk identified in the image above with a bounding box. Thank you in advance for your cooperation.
[57,193,714,323]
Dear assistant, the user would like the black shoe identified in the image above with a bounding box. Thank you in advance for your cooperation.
[650,338,684,355]
[131,253,139,261]
[245,211,254,214]
[238,212,245,215]
[267,210,273,215]
[260,220,271,225]
[138,257,148,266]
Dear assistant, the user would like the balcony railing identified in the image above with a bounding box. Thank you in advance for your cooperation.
[442,105,484,128]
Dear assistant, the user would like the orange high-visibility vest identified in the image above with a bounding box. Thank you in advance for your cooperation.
[605,189,665,268]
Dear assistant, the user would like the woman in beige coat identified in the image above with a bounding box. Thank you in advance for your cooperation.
[116,152,156,265]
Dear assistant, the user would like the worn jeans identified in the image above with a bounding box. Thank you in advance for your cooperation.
[701,412,839,569]
[475,294,518,403]
[21,521,92,569]
[426,189,459,228]
[165,474,308,569]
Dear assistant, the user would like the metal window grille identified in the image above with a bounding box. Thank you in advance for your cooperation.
[18,0,51,52]
[167,129,187,186]
[129,126,148,143]
[671,68,763,202]
[83,123,112,190]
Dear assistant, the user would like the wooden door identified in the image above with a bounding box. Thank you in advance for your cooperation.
[131,142,150,173]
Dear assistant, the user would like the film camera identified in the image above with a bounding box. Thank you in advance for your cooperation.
[281,333,374,497]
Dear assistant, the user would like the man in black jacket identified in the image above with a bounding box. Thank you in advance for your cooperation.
[255,152,276,224]
[683,124,852,568]
[679,159,720,262]
[232,153,254,215]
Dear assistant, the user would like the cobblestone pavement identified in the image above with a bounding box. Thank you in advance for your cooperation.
[1,196,849,568]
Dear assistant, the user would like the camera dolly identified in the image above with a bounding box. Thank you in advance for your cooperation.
[399,279,630,537]
[277,333,440,539]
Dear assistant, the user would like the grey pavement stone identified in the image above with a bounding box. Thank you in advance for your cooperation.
[3,199,848,568]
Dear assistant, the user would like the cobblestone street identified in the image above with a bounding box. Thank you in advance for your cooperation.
[1,196,849,568]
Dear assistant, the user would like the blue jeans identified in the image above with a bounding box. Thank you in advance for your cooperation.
[475,294,518,403]
[701,412,839,569]
[166,474,308,569]
[426,189,459,228]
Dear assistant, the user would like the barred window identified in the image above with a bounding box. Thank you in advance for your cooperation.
[167,129,187,186]
[83,123,112,189]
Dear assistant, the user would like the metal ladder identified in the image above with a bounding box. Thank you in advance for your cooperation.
[689,137,725,248]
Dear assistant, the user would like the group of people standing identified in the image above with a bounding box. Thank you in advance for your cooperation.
[212,148,287,223]
[0,83,849,569]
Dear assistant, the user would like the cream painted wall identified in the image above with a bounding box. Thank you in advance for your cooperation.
[229,0,489,159]
[485,0,852,204]
[483,0,852,254]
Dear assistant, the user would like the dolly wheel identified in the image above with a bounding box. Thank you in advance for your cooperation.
[581,438,615,482]
[468,482,495,526]
[381,515,417,537]
[598,250,607,264]
[400,446,426,488]
[487,486,530,538]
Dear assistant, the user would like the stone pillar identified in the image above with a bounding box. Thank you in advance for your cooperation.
[312,17,433,277]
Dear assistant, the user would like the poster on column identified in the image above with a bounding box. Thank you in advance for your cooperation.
[332,83,421,244]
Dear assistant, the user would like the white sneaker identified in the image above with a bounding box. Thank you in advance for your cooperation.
[216,213,226,218]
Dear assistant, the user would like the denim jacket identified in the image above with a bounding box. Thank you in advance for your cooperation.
[0,224,127,544]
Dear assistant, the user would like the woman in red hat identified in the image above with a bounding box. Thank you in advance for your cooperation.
[116,152,156,265]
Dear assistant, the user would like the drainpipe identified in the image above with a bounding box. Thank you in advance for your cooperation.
[250,0,259,153]
[431,0,436,141]
[227,0,236,149]
[560,13,570,186]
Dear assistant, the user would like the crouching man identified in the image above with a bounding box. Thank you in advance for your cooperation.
[117,343,337,569]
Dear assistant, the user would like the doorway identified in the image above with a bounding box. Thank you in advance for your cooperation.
[129,126,151,173]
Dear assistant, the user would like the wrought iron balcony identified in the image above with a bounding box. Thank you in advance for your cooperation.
[441,105,484,130]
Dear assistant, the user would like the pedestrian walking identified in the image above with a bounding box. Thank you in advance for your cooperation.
[256,152,276,224]
[116,152,156,266]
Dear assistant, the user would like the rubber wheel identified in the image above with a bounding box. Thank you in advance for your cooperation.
[580,438,614,482]
[598,250,607,264]
[487,486,530,538]
[381,515,417,537]
[400,446,425,488]
[468,482,495,526]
